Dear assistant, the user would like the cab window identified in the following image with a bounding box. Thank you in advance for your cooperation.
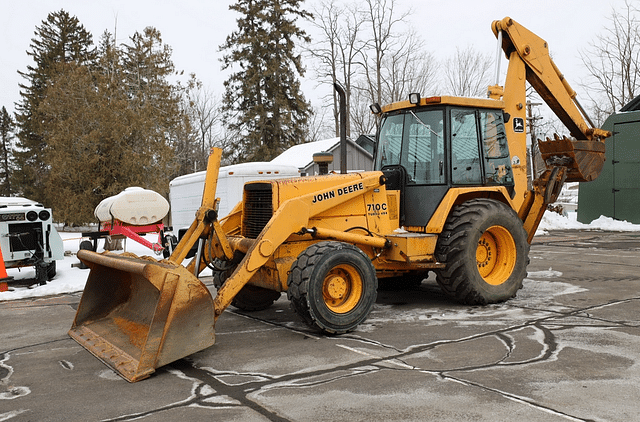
[480,111,513,186]
[450,108,482,185]
[404,110,445,184]
[377,113,404,168]
[377,110,445,185]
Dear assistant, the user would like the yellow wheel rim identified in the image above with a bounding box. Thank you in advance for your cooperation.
[322,264,363,313]
[476,225,516,286]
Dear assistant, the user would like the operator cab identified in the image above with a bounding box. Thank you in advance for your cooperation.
[374,95,515,227]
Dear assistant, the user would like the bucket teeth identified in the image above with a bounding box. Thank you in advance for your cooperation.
[538,135,606,182]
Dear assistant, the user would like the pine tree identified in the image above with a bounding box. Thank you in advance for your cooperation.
[37,29,188,224]
[220,0,312,162]
[119,27,185,186]
[14,9,97,203]
[37,62,112,223]
[0,107,14,196]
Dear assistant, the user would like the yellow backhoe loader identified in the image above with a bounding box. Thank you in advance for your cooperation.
[69,17,610,382]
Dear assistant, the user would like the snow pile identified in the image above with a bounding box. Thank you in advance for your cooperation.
[536,182,640,233]
[536,211,640,235]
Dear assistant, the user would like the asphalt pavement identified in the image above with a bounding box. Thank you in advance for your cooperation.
[1,230,640,421]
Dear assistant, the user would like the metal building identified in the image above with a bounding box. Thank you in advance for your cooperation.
[578,98,640,224]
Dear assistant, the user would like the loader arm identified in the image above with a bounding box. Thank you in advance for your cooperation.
[167,148,234,268]
[212,172,386,318]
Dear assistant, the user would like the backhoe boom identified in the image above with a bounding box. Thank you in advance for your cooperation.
[490,17,609,143]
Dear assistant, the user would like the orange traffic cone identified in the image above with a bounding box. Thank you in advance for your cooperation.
[0,244,13,292]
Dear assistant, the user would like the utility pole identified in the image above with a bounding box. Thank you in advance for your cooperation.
[526,100,543,188]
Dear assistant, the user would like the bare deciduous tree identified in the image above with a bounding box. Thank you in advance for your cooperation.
[305,106,335,143]
[309,0,438,139]
[359,0,411,106]
[184,79,224,171]
[349,84,377,136]
[380,30,438,102]
[307,0,366,137]
[580,0,640,121]
[442,45,493,97]
[354,25,440,134]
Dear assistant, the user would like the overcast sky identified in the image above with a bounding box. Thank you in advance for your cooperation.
[0,0,630,116]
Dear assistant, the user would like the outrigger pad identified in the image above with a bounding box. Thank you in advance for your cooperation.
[69,250,216,382]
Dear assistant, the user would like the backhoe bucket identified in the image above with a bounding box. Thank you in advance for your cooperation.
[68,249,216,382]
[538,136,606,182]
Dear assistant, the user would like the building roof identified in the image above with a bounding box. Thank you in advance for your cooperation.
[270,138,340,168]
[620,94,640,112]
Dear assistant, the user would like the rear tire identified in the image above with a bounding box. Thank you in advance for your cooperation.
[230,285,282,312]
[435,199,528,305]
[287,241,378,334]
[212,259,280,312]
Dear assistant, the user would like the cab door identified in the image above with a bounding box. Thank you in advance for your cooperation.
[377,106,513,229]
[377,108,448,227]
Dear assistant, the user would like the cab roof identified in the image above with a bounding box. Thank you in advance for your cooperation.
[381,95,505,114]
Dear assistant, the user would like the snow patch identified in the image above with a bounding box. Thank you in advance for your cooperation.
[97,369,124,381]
[270,138,339,168]
[527,268,563,278]
[536,211,640,236]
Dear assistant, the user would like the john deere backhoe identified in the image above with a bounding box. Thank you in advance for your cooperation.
[69,17,610,382]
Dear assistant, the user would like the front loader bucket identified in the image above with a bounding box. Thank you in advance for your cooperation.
[538,135,606,182]
[68,249,216,382]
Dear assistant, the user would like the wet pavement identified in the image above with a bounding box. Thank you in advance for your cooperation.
[1,230,639,421]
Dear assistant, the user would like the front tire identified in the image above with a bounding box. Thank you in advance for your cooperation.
[435,199,528,305]
[287,241,378,334]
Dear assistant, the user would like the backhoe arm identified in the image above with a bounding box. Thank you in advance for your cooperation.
[490,17,609,143]
[490,17,610,184]
[489,17,611,242]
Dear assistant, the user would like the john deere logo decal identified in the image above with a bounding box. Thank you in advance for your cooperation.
[513,117,525,133]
